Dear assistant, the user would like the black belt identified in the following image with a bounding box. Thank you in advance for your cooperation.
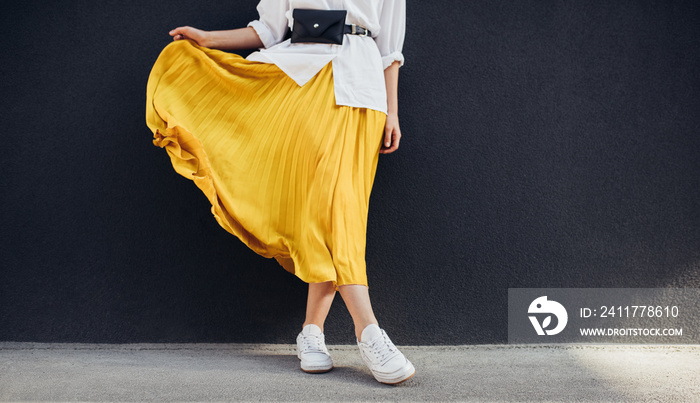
[344,24,371,37]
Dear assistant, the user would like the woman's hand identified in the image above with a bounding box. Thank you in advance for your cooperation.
[380,113,401,154]
[169,26,210,47]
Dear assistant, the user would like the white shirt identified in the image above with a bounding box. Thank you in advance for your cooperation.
[246,0,406,114]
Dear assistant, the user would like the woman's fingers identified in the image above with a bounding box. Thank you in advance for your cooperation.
[381,133,393,153]
[169,26,187,36]
[381,138,399,153]
[169,26,192,40]
[392,131,401,151]
[168,26,209,46]
[383,114,401,153]
[380,125,401,154]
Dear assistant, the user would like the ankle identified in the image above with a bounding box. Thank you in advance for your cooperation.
[303,322,324,333]
[355,321,380,341]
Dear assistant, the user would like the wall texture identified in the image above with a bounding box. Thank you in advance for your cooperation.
[1,1,698,344]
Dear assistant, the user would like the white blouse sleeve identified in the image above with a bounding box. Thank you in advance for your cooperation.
[247,0,289,49]
[375,0,406,70]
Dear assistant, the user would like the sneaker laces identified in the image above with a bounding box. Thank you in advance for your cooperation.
[299,333,327,354]
[365,330,400,365]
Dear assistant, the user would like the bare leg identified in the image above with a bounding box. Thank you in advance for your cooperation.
[337,284,379,340]
[303,281,336,332]
[338,285,415,385]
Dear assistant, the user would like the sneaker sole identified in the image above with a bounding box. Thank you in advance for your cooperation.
[374,361,416,385]
[301,365,334,374]
[381,369,415,385]
[298,353,334,373]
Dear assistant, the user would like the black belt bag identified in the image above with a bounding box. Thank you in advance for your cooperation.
[291,9,372,45]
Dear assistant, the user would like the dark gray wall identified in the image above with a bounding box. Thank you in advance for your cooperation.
[1,1,698,344]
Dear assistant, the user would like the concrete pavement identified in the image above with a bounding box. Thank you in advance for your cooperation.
[1,342,699,402]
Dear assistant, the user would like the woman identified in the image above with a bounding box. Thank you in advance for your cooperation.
[146,0,413,384]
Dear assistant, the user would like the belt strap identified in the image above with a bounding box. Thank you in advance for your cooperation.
[344,24,371,37]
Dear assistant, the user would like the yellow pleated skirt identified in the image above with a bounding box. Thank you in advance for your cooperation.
[146,39,386,288]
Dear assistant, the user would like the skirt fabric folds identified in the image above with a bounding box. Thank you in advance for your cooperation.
[146,39,386,288]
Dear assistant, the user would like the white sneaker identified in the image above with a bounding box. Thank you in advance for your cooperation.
[296,324,333,373]
[357,324,415,385]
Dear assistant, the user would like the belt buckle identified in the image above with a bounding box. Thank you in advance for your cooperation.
[351,24,368,37]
